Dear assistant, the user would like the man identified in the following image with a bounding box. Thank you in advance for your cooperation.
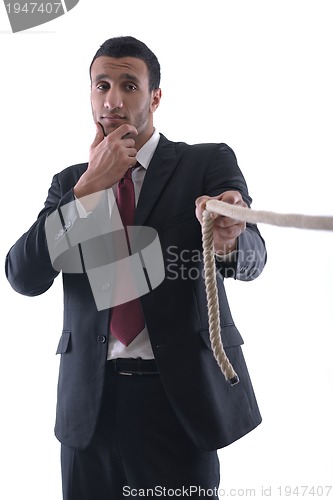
[5,36,266,499]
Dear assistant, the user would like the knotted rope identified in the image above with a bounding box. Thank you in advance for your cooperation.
[202,200,333,385]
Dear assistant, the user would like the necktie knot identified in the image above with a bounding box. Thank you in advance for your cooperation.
[123,167,133,180]
[117,168,135,227]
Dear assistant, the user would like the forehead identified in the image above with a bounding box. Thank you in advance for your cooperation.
[90,56,149,82]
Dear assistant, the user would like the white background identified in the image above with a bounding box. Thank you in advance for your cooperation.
[1,1,332,498]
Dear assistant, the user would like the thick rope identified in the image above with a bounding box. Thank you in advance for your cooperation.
[205,200,333,230]
[202,201,333,385]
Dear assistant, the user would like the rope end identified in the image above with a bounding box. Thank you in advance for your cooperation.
[229,375,240,386]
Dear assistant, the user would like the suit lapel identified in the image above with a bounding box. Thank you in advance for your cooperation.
[135,135,179,226]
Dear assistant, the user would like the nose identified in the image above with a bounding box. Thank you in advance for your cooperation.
[104,86,123,110]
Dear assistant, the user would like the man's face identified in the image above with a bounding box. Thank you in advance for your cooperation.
[90,56,161,147]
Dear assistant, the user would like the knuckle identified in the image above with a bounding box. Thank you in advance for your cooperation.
[109,140,121,151]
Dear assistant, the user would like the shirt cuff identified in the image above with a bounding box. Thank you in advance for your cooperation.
[74,196,91,218]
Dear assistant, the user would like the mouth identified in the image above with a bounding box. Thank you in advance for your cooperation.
[101,115,126,123]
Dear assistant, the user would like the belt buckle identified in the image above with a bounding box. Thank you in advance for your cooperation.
[113,358,150,375]
[113,359,133,376]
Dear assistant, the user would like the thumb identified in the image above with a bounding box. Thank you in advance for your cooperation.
[195,195,210,211]
[90,122,105,149]
[195,195,211,224]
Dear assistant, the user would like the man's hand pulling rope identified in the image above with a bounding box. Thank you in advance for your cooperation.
[197,194,333,385]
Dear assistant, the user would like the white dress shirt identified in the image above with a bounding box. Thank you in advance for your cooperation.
[106,129,160,359]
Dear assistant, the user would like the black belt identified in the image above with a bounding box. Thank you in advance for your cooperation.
[108,358,159,375]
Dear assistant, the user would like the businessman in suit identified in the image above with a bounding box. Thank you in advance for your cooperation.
[5,37,266,499]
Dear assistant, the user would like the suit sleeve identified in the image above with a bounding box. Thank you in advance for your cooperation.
[203,143,267,281]
[5,170,121,300]
[5,173,78,296]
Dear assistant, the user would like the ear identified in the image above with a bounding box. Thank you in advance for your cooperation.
[150,88,162,113]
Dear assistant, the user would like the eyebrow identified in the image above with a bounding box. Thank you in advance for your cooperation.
[92,73,141,84]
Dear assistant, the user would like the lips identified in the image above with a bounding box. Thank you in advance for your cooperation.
[102,115,125,121]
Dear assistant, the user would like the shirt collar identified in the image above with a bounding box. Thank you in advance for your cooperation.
[136,129,160,170]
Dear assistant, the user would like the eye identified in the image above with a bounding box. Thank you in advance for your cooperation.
[96,82,110,91]
[124,83,138,91]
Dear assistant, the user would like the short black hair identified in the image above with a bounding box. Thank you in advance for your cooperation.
[90,36,161,91]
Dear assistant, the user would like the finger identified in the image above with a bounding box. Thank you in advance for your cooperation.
[127,147,138,158]
[220,190,243,205]
[90,122,105,149]
[213,216,239,230]
[112,124,139,140]
[215,223,245,242]
[121,138,136,149]
[195,195,210,211]
[213,209,247,228]
[124,155,139,172]
[215,220,246,235]
[213,216,234,228]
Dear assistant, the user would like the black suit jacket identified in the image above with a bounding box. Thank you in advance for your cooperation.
[6,134,266,451]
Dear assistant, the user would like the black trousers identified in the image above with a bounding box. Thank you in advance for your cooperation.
[61,363,220,499]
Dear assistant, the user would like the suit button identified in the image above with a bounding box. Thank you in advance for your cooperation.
[97,335,106,343]
[102,283,111,291]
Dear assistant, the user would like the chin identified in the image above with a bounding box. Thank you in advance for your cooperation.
[103,124,120,136]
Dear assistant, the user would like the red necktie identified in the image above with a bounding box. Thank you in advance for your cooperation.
[110,167,145,346]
